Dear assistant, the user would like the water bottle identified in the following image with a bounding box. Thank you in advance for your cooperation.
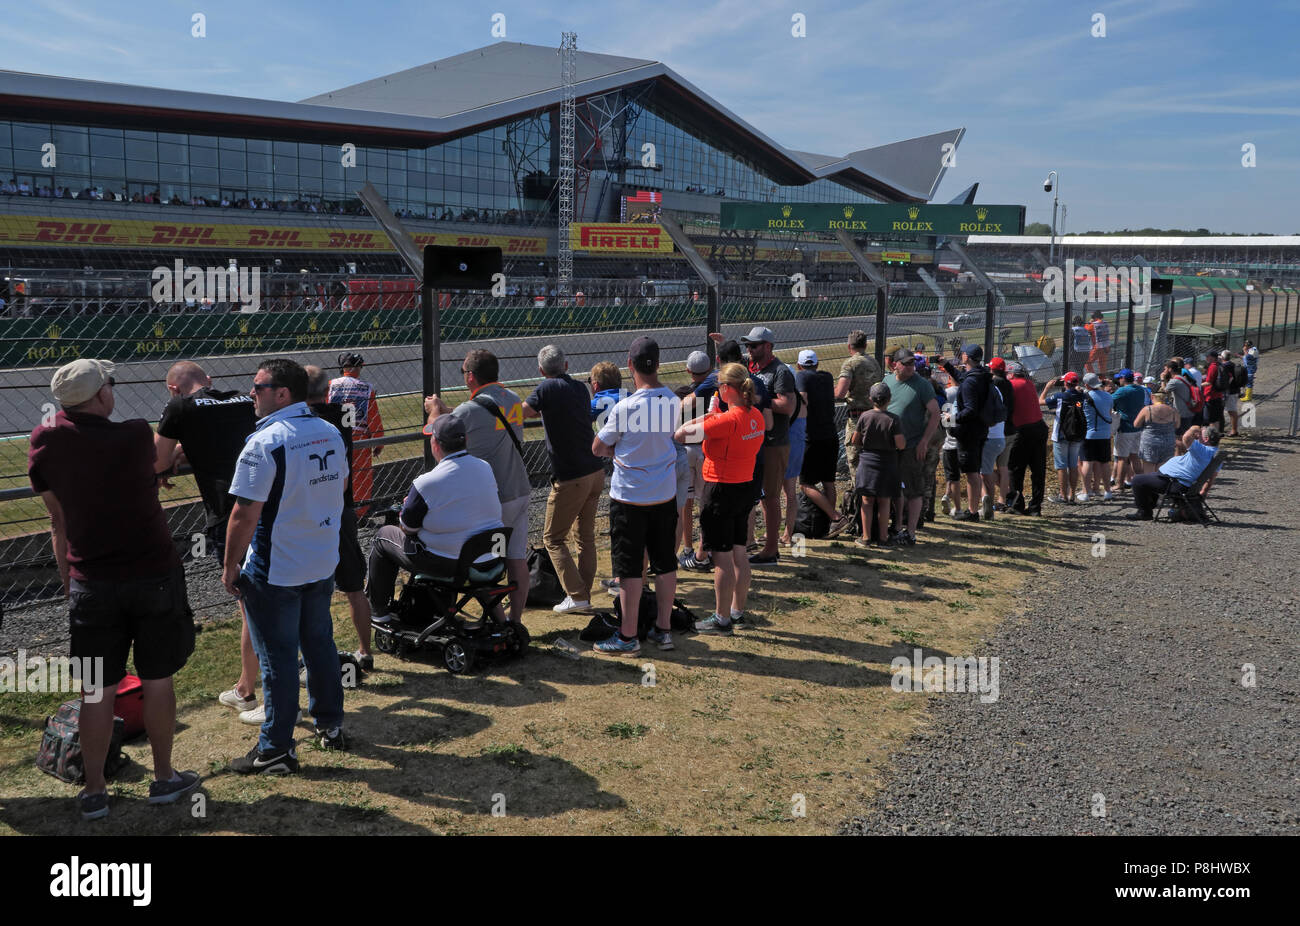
[553,638,581,660]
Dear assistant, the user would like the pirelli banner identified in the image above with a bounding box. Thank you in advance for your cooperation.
[719,203,1026,236]
[569,223,676,254]
[0,214,548,255]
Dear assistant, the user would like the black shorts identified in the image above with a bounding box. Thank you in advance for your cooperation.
[956,438,985,474]
[699,480,756,553]
[609,498,678,580]
[68,561,195,686]
[799,437,840,485]
[335,506,365,593]
[942,448,961,483]
[1082,437,1112,463]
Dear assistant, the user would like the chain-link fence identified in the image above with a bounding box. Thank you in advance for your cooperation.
[6,230,1299,627]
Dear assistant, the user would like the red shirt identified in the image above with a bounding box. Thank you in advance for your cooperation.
[701,405,765,483]
[1009,376,1045,428]
[1202,362,1223,401]
[28,411,177,582]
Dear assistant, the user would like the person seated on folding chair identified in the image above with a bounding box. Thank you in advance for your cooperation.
[1127,424,1221,521]
[366,415,505,621]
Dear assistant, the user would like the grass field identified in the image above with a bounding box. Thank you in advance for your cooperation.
[0,494,1078,835]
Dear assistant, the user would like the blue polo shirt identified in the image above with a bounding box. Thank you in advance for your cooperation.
[229,402,347,586]
[1083,388,1114,440]
[1159,440,1217,486]
[1112,384,1146,434]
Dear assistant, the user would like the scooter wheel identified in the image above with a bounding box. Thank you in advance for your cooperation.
[374,628,397,654]
[443,640,475,674]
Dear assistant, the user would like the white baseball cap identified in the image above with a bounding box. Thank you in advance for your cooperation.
[798,349,818,367]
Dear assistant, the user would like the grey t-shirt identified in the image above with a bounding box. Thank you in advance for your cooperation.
[452,382,530,503]
[753,359,797,446]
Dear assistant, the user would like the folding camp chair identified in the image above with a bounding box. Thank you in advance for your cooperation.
[1154,455,1224,526]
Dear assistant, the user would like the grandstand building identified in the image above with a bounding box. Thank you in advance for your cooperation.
[0,41,962,296]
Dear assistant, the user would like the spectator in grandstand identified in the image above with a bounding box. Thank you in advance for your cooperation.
[939,344,993,521]
[18,179,31,195]
[1242,340,1259,401]
[795,350,850,535]
[223,359,349,774]
[29,359,200,819]
[153,361,259,713]
[988,357,1017,513]
[591,337,680,655]
[780,352,809,547]
[1202,349,1226,432]
[1161,359,1198,434]
[674,362,765,633]
[1041,372,1085,505]
[1110,369,1147,489]
[327,353,384,516]
[742,327,798,565]
[851,383,905,544]
[1135,389,1180,469]
[589,360,625,424]
[1078,372,1114,502]
[1221,350,1244,437]
[423,350,531,626]
[1128,424,1221,520]
[882,348,941,543]
[305,366,372,671]
[366,414,505,616]
[836,329,883,473]
[522,345,606,615]
[1070,315,1091,372]
[0,178,16,195]
[1006,362,1047,515]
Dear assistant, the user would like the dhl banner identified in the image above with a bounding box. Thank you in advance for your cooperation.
[0,215,548,255]
[693,246,801,262]
[570,223,676,254]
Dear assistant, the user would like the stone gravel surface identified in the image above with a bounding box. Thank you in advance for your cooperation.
[846,359,1300,835]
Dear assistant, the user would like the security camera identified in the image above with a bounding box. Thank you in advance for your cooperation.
[1043,179,1053,192]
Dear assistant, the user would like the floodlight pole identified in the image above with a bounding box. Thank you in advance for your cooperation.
[1046,171,1059,268]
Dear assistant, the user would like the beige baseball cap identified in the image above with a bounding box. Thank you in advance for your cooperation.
[51,358,116,406]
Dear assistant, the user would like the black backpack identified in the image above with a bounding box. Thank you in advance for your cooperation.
[1215,361,1234,393]
[525,548,565,607]
[979,374,1005,427]
[1057,393,1087,442]
[1231,361,1249,390]
[610,588,698,638]
[794,493,831,539]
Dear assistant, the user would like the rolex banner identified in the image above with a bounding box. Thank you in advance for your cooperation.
[719,203,1025,236]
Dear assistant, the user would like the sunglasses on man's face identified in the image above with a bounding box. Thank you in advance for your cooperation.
[252,381,282,391]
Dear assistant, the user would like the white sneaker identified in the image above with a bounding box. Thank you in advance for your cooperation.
[1076,492,1091,503]
[553,596,591,614]
[980,495,995,519]
[219,687,257,712]
[1103,491,1114,501]
[1050,495,1067,504]
[239,704,303,725]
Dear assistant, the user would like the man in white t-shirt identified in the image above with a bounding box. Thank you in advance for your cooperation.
[223,358,348,775]
[592,337,680,656]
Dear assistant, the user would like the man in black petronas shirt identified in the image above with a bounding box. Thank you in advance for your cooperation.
[154,361,259,713]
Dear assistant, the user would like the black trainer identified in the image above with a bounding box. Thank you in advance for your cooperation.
[230,744,299,776]
[318,727,350,751]
[956,510,980,522]
[148,770,202,804]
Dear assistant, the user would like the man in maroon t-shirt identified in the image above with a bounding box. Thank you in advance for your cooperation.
[28,358,198,821]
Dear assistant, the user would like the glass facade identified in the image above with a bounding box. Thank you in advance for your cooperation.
[0,82,882,219]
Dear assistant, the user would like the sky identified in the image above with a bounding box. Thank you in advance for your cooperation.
[4,0,1297,234]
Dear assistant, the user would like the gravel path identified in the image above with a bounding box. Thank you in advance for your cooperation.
[846,348,1300,835]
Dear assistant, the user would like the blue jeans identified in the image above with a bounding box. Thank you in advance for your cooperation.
[239,573,343,753]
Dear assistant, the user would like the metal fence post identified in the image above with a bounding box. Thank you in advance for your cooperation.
[1210,291,1218,331]
[983,287,996,360]
[1271,290,1279,349]
[706,284,720,362]
[1125,293,1136,369]
[421,280,437,470]
[1227,296,1236,349]
[1061,300,1072,375]
[876,285,888,368]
